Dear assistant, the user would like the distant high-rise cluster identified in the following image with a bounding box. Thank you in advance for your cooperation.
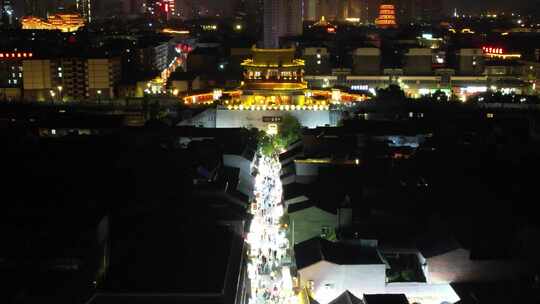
[263,0,302,48]
[303,0,442,24]
[304,0,368,22]
[76,0,92,22]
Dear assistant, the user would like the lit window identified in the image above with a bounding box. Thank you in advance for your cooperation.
[13,79,17,84]
[317,60,321,65]
[58,67,62,71]
[18,73,22,78]
[321,226,330,238]
[58,73,63,77]
[316,53,321,59]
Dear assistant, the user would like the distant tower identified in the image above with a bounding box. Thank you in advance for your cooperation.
[1,0,13,26]
[337,0,348,21]
[375,4,397,28]
[76,0,92,22]
[25,0,38,15]
[263,0,302,48]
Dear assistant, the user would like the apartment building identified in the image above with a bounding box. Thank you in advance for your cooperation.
[22,57,121,102]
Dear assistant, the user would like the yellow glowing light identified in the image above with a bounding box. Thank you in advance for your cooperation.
[266,123,278,135]
[162,28,190,34]
[22,14,85,32]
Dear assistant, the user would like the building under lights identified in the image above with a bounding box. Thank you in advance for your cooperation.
[21,14,86,32]
[375,4,397,29]
[146,0,175,20]
[263,0,303,48]
[1,0,13,26]
[179,47,368,129]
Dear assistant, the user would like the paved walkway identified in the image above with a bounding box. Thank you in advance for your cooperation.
[247,155,295,304]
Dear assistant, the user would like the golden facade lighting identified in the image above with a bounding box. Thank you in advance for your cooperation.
[21,14,85,32]
[375,4,398,29]
[482,46,521,59]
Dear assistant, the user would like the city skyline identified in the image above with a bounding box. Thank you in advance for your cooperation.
[5,0,539,19]
[2,1,540,304]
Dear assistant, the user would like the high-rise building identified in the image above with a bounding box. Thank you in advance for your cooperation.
[24,0,38,15]
[121,0,144,16]
[303,0,317,21]
[396,0,442,23]
[263,0,302,48]
[246,0,264,17]
[332,0,368,21]
[174,0,195,19]
[76,0,92,22]
[22,56,121,102]
[146,0,175,20]
[1,0,13,26]
[305,0,369,22]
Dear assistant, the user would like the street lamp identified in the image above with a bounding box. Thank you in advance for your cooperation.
[97,90,102,104]
[50,90,56,103]
[57,86,63,102]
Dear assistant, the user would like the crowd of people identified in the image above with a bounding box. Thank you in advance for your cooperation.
[246,155,294,304]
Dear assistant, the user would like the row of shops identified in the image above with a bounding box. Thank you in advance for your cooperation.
[306,74,536,100]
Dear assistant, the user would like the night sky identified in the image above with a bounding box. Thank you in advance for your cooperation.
[450,0,537,13]
[8,0,540,17]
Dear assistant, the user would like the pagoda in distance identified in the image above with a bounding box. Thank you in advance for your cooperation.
[375,4,398,29]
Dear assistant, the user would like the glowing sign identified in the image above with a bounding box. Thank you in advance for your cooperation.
[460,86,487,94]
[481,46,521,59]
[263,116,282,123]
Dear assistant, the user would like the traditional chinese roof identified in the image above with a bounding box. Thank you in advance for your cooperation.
[242,46,304,68]
[294,237,385,270]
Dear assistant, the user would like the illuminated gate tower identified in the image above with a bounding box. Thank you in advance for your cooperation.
[182,46,369,129]
[240,46,308,107]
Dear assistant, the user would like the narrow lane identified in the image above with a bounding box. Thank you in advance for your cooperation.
[246,154,295,304]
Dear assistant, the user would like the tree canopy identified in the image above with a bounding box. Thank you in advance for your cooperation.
[258,114,302,157]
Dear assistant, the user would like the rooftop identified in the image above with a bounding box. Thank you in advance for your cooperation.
[104,212,235,293]
[294,237,384,270]
[363,294,409,304]
[329,291,364,304]
[243,46,303,67]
